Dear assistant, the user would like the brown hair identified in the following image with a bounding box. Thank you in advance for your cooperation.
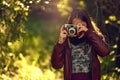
[68,8,105,41]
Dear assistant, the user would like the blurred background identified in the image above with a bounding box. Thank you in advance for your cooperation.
[0,0,120,80]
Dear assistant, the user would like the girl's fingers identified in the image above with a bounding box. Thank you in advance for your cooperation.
[62,30,68,35]
[77,27,83,33]
[60,25,65,31]
[77,26,88,33]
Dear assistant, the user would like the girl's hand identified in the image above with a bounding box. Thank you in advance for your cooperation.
[77,23,88,38]
[58,25,68,44]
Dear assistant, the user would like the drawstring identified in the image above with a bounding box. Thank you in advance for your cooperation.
[68,38,72,48]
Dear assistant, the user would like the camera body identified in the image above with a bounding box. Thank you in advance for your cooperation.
[64,24,77,37]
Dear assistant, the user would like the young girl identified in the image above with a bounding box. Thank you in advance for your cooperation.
[51,8,110,80]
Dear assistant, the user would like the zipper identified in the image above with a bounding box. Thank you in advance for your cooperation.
[67,38,72,80]
[91,48,93,80]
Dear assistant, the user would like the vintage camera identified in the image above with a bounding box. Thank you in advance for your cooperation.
[64,24,77,37]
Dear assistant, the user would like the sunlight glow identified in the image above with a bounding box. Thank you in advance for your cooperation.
[0,28,5,34]
[36,0,41,3]
[115,67,120,72]
[2,1,7,5]
[29,1,33,4]
[8,42,12,46]
[26,6,30,11]
[14,6,20,11]
[79,1,86,8]
[111,57,115,61]
[57,0,72,16]
[113,44,117,49]
[57,4,64,8]
[19,3,24,8]
[110,50,115,55]
[9,53,13,56]
[44,1,49,4]
[2,1,10,7]
[16,1,20,5]
[109,15,117,21]
[117,20,120,24]
[105,20,110,24]
[103,75,107,80]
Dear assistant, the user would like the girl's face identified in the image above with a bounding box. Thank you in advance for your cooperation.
[72,18,87,39]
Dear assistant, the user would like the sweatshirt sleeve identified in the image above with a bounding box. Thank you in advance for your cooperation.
[84,29,110,57]
[51,41,66,69]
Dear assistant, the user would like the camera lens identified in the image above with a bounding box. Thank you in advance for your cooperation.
[70,30,74,34]
[69,28,75,35]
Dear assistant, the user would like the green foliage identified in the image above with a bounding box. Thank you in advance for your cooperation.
[17,16,61,80]
[0,0,29,78]
[100,44,120,80]
[0,0,61,79]
[57,0,72,16]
